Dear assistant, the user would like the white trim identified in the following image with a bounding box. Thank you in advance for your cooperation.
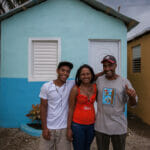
[28,38,61,82]
[118,40,121,75]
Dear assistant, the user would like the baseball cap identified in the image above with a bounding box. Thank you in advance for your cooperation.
[101,55,117,64]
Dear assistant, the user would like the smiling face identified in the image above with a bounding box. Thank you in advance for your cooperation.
[103,61,117,79]
[57,65,71,83]
[79,67,93,84]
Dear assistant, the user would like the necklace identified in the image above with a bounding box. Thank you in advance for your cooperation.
[80,85,94,100]
[55,84,66,107]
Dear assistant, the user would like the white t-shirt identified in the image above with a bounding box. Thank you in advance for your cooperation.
[39,80,74,129]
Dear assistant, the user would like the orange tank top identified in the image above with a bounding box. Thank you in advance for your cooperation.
[72,84,97,125]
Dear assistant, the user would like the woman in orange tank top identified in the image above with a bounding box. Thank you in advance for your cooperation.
[67,64,97,150]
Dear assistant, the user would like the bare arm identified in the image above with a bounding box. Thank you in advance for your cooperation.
[40,98,50,140]
[67,86,78,141]
[125,85,137,107]
[95,71,104,80]
[129,96,137,106]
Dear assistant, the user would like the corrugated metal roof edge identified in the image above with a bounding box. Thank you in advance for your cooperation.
[0,0,46,21]
[128,27,150,42]
[0,0,139,32]
[81,0,139,32]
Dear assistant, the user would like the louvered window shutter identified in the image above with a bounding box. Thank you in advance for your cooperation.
[29,39,60,81]
[132,45,141,73]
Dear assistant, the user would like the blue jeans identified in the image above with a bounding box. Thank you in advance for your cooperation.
[71,122,94,150]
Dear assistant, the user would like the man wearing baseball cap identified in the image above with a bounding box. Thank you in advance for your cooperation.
[95,55,138,150]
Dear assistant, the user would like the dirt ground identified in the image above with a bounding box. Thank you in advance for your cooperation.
[0,113,150,150]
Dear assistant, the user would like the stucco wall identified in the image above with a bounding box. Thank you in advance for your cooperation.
[0,0,127,127]
[127,33,150,125]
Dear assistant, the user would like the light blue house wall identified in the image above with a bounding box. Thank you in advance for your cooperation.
[0,0,127,127]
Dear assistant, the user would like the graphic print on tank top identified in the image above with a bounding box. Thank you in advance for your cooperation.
[102,88,116,105]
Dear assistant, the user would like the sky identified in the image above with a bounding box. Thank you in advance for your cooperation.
[97,0,150,39]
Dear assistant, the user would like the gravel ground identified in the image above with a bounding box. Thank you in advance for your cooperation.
[0,113,150,150]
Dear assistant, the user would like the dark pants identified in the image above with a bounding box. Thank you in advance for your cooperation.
[71,122,94,150]
[95,131,126,150]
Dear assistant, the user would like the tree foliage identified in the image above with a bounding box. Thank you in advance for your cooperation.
[0,0,29,15]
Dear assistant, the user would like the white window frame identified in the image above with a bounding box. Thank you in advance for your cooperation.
[28,38,61,81]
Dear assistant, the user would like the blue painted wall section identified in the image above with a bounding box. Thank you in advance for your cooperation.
[0,0,127,127]
[0,78,43,127]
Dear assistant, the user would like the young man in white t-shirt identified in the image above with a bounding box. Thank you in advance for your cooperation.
[39,61,74,150]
